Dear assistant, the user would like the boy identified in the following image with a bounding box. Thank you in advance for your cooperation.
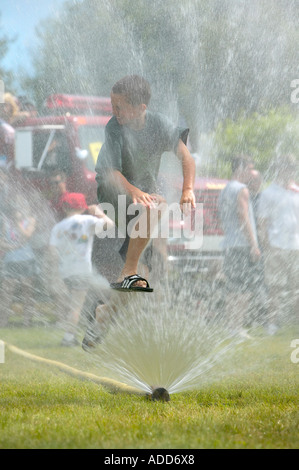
[95,75,196,292]
[48,192,113,346]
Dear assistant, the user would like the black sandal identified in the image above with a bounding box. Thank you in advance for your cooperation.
[110,274,153,292]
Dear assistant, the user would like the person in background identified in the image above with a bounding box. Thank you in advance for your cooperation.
[247,169,269,329]
[258,154,299,334]
[48,168,106,222]
[48,192,113,347]
[0,197,37,327]
[17,96,38,118]
[48,169,70,221]
[1,93,29,126]
[218,155,261,338]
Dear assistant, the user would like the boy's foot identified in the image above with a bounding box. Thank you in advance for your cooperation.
[82,324,105,352]
[110,274,153,292]
[61,332,79,347]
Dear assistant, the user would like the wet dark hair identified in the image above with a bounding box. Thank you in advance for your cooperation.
[231,155,253,173]
[111,75,151,106]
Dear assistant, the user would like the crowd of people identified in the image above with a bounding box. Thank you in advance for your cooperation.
[0,165,114,345]
[0,79,298,348]
[218,153,299,337]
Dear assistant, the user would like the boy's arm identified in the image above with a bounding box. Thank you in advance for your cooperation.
[87,204,115,229]
[176,139,196,210]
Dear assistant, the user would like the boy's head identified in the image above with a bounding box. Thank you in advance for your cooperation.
[231,155,254,184]
[112,75,151,106]
[60,192,88,215]
[111,75,151,129]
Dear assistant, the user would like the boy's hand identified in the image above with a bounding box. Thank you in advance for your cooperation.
[250,244,261,263]
[180,189,196,213]
[130,187,156,207]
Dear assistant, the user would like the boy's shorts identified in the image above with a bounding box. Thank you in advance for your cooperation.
[223,248,262,293]
[98,192,154,270]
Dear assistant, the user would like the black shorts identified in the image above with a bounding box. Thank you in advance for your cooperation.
[96,193,154,272]
[223,248,262,293]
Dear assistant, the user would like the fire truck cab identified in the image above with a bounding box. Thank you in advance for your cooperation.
[12,94,112,203]
[167,177,227,275]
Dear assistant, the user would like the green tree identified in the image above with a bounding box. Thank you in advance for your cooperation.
[211,107,299,178]
[0,13,15,92]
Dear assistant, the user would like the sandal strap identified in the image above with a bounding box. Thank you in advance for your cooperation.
[122,274,149,289]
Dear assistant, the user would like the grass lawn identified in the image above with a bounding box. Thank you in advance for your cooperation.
[0,325,298,449]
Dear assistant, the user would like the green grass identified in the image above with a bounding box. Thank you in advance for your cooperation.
[0,326,299,449]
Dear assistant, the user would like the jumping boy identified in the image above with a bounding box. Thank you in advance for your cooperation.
[94,75,196,292]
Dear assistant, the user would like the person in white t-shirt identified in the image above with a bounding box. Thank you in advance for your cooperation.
[258,154,299,333]
[49,192,114,346]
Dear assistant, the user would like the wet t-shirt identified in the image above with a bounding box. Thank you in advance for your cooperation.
[49,214,105,279]
[218,180,258,249]
[95,111,189,204]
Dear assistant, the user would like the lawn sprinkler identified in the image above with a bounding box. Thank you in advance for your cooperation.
[151,387,170,402]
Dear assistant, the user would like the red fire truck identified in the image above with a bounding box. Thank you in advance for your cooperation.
[11,94,112,204]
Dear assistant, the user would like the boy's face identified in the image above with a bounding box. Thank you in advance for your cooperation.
[111,93,146,129]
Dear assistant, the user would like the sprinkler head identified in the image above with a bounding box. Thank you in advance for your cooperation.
[151,387,170,402]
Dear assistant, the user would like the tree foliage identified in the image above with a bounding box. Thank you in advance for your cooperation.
[0,13,15,91]
[209,107,299,178]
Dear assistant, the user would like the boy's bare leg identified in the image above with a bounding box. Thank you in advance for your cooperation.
[118,196,166,288]
[61,289,87,346]
[67,289,87,333]
[119,235,150,287]
[95,303,116,328]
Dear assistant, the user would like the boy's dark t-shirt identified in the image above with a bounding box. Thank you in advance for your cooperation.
[95,111,189,204]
